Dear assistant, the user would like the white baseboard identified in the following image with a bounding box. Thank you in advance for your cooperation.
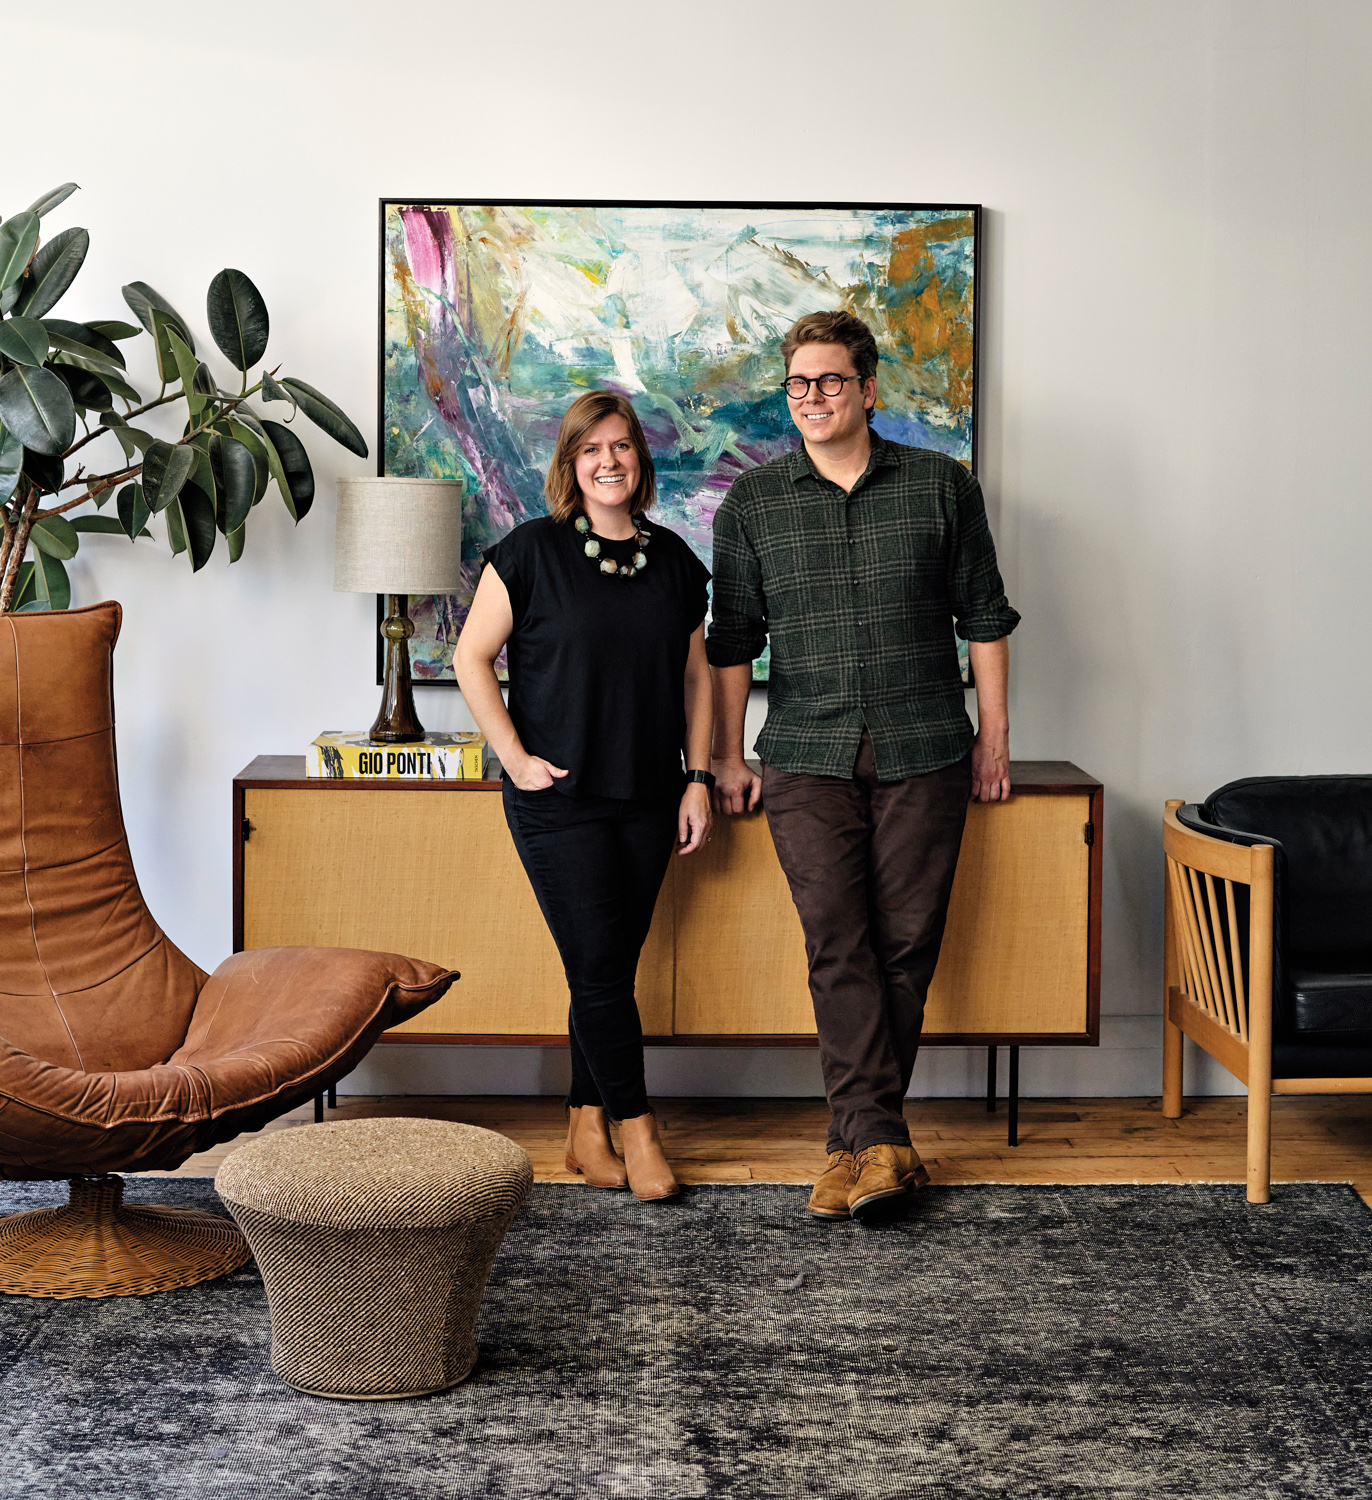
[339,1017,1247,1099]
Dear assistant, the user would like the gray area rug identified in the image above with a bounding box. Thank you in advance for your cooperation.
[1,1178,1369,1499]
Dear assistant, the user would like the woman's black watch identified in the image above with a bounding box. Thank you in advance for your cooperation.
[685,769,716,790]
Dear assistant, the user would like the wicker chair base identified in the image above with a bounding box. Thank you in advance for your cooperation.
[0,1175,251,1299]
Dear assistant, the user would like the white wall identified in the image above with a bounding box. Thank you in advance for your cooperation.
[17,0,1372,1099]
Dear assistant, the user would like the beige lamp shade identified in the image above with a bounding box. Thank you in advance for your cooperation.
[334,476,464,595]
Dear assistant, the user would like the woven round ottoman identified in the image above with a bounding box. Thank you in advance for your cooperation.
[216,1117,532,1399]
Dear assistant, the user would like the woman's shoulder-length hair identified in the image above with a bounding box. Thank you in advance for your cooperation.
[544,390,658,523]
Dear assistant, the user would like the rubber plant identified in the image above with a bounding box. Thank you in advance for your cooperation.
[0,182,368,612]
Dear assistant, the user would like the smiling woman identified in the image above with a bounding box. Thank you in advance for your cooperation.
[453,389,714,1204]
[543,391,657,526]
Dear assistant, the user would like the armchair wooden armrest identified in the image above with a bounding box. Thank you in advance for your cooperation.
[1162,800,1275,1203]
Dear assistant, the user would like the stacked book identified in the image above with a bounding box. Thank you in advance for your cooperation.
[307,730,487,780]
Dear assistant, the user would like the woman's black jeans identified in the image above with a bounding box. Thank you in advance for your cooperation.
[503,780,678,1120]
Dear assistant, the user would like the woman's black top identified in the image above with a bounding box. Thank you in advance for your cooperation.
[482,515,711,801]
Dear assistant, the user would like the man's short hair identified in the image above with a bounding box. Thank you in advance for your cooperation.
[780,311,879,425]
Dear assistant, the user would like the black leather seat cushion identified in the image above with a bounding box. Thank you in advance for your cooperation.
[1289,951,1372,1037]
[1273,1039,1372,1079]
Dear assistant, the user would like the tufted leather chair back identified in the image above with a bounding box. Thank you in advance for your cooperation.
[0,603,205,1072]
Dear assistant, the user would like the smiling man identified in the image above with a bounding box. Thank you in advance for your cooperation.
[706,309,1020,1223]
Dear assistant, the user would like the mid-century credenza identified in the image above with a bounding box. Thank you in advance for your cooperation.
[233,758,1101,1140]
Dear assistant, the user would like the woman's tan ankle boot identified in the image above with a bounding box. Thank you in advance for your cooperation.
[618,1112,680,1201]
[565,1106,628,1189]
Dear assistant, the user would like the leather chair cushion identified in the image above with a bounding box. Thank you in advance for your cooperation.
[1288,951,1372,1035]
[1273,1038,1372,1079]
[0,946,455,1180]
[1203,776,1372,955]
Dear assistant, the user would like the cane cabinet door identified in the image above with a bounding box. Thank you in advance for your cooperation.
[671,784,1095,1040]
[671,808,813,1035]
[923,791,1092,1036]
[240,786,674,1037]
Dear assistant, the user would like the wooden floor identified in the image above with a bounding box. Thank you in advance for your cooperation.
[154,1095,1372,1206]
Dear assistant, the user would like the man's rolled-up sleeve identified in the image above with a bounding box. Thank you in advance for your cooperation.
[948,468,1021,642]
[706,490,768,667]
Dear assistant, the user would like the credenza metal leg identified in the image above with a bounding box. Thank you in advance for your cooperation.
[1008,1046,1020,1147]
[986,1045,997,1112]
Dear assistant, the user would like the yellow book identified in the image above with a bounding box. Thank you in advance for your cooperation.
[307,730,486,780]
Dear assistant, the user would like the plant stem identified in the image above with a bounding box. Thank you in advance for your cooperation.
[0,486,40,613]
[61,391,184,460]
[0,502,15,584]
[41,466,141,518]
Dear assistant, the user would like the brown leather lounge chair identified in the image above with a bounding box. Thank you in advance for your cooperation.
[0,603,456,1298]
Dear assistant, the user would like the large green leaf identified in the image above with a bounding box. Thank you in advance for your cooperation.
[51,361,112,413]
[0,424,22,503]
[44,319,125,367]
[149,308,184,387]
[177,480,216,571]
[72,514,141,535]
[115,483,151,541]
[108,422,137,463]
[253,420,292,512]
[107,425,155,465]
[14,228,89,319]
[166,327,201,411]
[217,435,255,533]
[87,319,141,341]
[259,418,314,521]
[30,513,79,560]
[47,333,125,377]
[21,547,71,609]
[227,405,268,442]
[25,183,79,219]
[141,439,195,512]
[0,317,49,366]
[0,365,75,454]
[0,283,19,316]
[206,268,269,372]
[0,213,39,292]
[53,351,140,404]
[279,377,368,458]
[188,438,216,506]
[261,370,293,407]
[227,421,269,504]
[121,282,195,355]
[192,362,218,401]
[165,496,187,555]
[227,523,246,563]
[11,560,37,609]
[21,447,63,494]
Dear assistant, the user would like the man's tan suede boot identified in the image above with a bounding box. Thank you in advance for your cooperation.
[807,1151,856,1219]
[848,1144,930,1221]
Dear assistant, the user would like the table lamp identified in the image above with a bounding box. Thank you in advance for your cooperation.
[334,476,464,743]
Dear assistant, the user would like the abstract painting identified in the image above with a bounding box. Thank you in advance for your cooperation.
[379,200,980,683]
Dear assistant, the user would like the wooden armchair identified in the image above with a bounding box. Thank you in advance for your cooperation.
[1163,778,1372,1202]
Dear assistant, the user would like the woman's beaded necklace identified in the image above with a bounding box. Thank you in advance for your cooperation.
[575,513,650,578]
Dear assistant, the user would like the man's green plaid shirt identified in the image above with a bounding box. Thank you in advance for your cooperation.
[706,435,1020,781]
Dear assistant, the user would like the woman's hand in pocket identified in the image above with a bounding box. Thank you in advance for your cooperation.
[677,782,713,855]
[510,752,568,791]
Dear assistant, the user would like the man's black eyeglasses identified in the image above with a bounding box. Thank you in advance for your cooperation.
[781,373,862,399]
